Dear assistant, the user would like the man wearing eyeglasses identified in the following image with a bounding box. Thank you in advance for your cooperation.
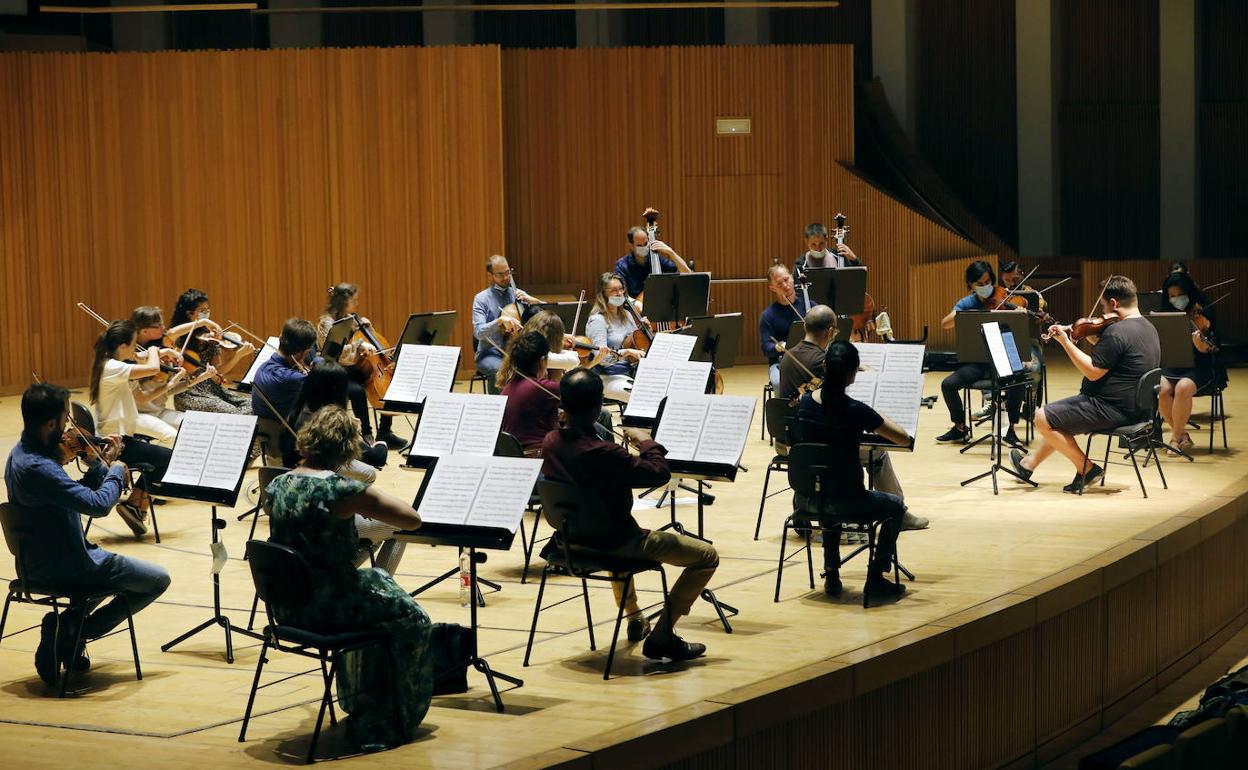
[472,255,537,394]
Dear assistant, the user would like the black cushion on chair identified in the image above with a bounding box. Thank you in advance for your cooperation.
[540,543,656,576]
[1108,421,1152,438]
[9,578,113,604]
[265,624,387,650]
[970,378,994,390]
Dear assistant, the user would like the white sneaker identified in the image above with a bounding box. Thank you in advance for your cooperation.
[901,511,930,531]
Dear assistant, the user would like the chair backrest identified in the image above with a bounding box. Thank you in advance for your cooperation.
[764,398,797,447]
[537,480,615,566]
[494,432,525,458]
[1118,742,1180,770]
[254,418,286,464]
[1136,367,1163,419]
[1173,716,1229,770]
[786,443,864,500]
[245,540,314,610]
[71,401,96,436]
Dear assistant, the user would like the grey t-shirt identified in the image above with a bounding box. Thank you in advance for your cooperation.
[1080,315,1161,417]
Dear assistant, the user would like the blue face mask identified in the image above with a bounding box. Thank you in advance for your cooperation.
[1170,294,1190,311]
[974,284,995,299]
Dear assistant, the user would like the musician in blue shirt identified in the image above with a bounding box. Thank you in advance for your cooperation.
[472,255,537,394]
[612,224,692,300]
[759,264,812,387]
[251,317,318,422]
[4,383,171,686]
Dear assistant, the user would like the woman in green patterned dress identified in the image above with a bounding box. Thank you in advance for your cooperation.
[265,405,433,751]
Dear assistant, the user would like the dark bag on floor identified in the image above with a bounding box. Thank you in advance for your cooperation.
[430,622,472,696]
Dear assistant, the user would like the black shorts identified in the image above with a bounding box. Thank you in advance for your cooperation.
[1042,394,1130,436]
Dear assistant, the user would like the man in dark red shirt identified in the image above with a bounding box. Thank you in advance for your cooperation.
[541,369,718,662]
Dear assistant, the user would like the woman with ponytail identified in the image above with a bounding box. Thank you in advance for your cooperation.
[792,340,916,600]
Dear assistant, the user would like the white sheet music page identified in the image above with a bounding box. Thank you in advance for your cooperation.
[645,332,697,362]
[981,323,1014,378]
[417,345,461,401]
[872,378,923,436]
[653,395,709,460]
[844,370,879,403]
[694,396,756,466]
[467,457,542,532]
[384,344,429,404]
[624,359,675,418]
[451,394,507,455]
[241,336,280,385]
[410,394,466,457]
[853,343,887,373]
[416,457,491,525]
[162,411,257,490]
[879,344,925,378]
[668,360,713,396]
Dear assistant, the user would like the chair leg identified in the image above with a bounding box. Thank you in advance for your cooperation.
[753,463,773,541]
[247,592,261,631]
[319,651,337,726]
[863,525,878,609]
[247,508,263,542]
[805,527,815,590]
[306,655,336,763]
[238,639,269,742]
[521,512,540,585]
[1079,435,1094,496]
[1150,442,1168,490]
[774,519,790,602]
[1127,445,1148,499]
[82,517,93,538]
[58,606,90,698]
[122,598,142,681]
[522,569,549,667]
[603,575,630,680]
[581,578,596,651]
[0,592,12,644]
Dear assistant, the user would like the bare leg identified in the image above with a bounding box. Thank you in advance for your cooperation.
[1171,378,1197,443]
[1158,378,1176,439]
[1022,406,1092,475]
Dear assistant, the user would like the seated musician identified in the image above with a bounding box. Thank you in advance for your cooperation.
[1000,261,1046,310]
[782,314,929,532]
[776,303,834,401]
[585,273,647,403]
[612,224,692,300]
[1157,271,1221,455]
[523,310,577,376]
[793,341,909,599]
[5,383,172,687]
[498,332,560,455]
[265,406,432,750]
[169,288,257,382]
[542,369,718,661]
[251,317,318,424]
[1011,276,1161,492]
[969,262,1045,423]
[131,306,218,433]
[760,264,812,388]
[285,361,389,476]
[319,283,404,449]
[90,320,177,537]
[473,255,537,395]
[794,222,862,276]
[936,260,1026,446]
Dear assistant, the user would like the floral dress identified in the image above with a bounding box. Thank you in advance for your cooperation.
[265,470,433,749]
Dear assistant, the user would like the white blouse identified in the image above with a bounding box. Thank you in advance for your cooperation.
[95,359,140,436]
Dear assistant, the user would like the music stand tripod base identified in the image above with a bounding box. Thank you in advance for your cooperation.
[960,381,1037,495]
[464,547,521,712]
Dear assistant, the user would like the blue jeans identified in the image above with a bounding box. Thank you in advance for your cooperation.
[795,490,905,574]
[62,553,171,639]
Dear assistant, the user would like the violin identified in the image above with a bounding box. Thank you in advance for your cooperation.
[1186,303,1219,352]
[57,429,112,466]
[1043,310,1122,343]
[349,313,395,410]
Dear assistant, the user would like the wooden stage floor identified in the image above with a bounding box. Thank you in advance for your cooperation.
[0,361,1243,768]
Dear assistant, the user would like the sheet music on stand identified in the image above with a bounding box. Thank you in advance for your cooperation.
[382,344,461,412]
[159,411,259,507]
[624,359,713,422]
[843,342,925,438]
[238,336,280,390]
[655,394,756,473]
[415,455,542,534]
[644,332,697,362]
[407,393,506,466]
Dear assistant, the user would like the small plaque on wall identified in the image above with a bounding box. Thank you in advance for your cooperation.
[715,117,752,135]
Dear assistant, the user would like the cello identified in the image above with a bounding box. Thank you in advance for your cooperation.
[349,314,396,409]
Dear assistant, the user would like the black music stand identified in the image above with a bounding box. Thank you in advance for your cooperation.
[954,309,1034,449]
[959,322,1037,494]
[1137,291,1167,315]
[1147,312,1197,462]
[160,421,264,663]
[643,272,711,324]
[681,313,743,374]
[803,266,868,316]
[321,316,356,361]
[398,311,458,348]
[529,301,586,335]
[400,462,523,712]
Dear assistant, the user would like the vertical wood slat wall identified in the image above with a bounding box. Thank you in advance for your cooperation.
[0,46,505,392]
[1078,259,1245,339]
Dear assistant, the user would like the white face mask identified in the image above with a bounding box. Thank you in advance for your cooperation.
[196,309,211,321]
[1170,294,1190,311]
[807,250,823,260]
[608,295,627,308]
[974,284,995,299]
[634,245,650,259]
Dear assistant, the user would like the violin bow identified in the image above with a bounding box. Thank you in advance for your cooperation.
[32,371,112,467]
[992,264,1040,310]
[249,381,298,439]
[769,336,820,384]
[1203,277,1237,293]
[229,320,309,375]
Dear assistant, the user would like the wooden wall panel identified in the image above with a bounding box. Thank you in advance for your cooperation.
[1154,547,1202,672]
[1035,598,1104,745]
[1078,259,1248,345]
[503,45,984,360]
[1101,573,1157,705]
[0,46,504,391]
[953,631,1036,770]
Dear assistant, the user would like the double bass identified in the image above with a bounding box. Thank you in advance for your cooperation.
[834,214,876,341]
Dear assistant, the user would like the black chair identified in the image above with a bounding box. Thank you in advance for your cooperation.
[493,432,545,583]
[760,380,774,441]
[468,339,490,393]
[0,503,142,697]
[72,401,162,543]
[753,398,796,540]
[1196,366,1229,453]
[524,481,670,680]
[1082,368,1166,498]
[778,444,903,608]
[253,417,286,467]
[239,540,402,764]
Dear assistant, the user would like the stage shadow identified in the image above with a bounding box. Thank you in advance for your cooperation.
[244,716,441,765]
